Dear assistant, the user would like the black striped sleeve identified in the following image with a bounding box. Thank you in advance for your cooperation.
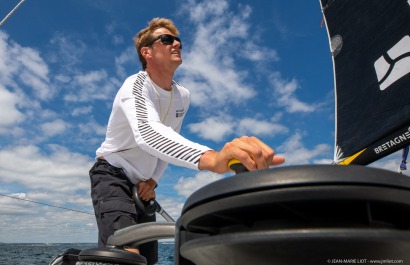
[131,73,204,165]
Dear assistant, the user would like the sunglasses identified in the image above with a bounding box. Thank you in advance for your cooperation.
[145,34,182,49]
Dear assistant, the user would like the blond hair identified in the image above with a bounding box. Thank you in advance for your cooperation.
[134,17,180,70]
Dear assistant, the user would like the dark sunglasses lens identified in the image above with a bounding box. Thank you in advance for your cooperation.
[161,35,182,48]
[160,35,173,45]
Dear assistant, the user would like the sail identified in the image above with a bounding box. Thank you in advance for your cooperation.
[320,0,410,165]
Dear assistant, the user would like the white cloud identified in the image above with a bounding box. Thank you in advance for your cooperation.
[0,85,24,127]
[241,43,279,62]
[0,201,96,243]
[237,118,288,137]
[112,35,124,45]
[71,106,93,116]
[78,119,107,136]
[369,152,410,177]
[48,33,86,70]
[105,22,125,45]
[174,171,224,198]
[115,47,138,78]
[0,31,52,100]
[40,119,70,137]
[185,0,229,22]
[179,55,255,106]
[0,193,38,215]
[269,72,317,113]
[0,144,93,192]
[17,48,51,100]
[64,70,120,102]
[278,131,332,165]
[187,116,234,142]
[187,115,288,142]
[55,74,72,83]
[154,196,185,221]
[0,144,96,243]
[177,0,278,107]
[314,158,335,164]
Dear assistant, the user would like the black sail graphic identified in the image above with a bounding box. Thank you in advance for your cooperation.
[320,0,410,165]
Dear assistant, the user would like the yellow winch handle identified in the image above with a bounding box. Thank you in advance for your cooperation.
[228,159,249,174]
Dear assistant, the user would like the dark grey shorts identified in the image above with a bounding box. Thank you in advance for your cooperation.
[89,159,158,264]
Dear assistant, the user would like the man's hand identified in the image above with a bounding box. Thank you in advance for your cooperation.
[198,136,285,174]
[137,178,157,201]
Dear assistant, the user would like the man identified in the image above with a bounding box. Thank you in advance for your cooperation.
[89,17,285,264]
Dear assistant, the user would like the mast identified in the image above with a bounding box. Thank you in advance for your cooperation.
[0,0,26,27]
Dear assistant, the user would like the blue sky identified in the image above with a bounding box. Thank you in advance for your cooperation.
[0,0,407,243]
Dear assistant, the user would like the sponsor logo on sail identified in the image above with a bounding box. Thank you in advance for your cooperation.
[374,127,410,154]
[330,35,343,57]
[374,35,410,91]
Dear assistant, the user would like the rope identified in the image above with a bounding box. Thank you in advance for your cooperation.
[0,0,26,27]
[0,193,94,215]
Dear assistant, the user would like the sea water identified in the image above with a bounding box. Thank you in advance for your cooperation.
[0,242,174,265]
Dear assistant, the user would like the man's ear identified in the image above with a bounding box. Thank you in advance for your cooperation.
[140,47,151,59]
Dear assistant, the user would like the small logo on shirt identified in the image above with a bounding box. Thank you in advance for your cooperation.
[176,108,185,118]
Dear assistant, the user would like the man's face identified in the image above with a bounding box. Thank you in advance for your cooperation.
[147,28,182,69]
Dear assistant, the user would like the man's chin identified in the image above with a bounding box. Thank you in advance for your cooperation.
[173,58,183,66]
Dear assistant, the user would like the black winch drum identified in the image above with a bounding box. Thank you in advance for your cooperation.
[76,247,147,265]
[175,165,410,265]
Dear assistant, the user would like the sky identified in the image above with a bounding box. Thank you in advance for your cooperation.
[0,0,408,244]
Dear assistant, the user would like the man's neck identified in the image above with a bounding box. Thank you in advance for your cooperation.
[146,67,174,91]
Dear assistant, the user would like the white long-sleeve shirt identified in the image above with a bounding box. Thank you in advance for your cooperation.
[96,71,212,184]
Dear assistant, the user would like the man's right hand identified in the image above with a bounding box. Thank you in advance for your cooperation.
[137,178,157,201]
[198,136,285,174]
